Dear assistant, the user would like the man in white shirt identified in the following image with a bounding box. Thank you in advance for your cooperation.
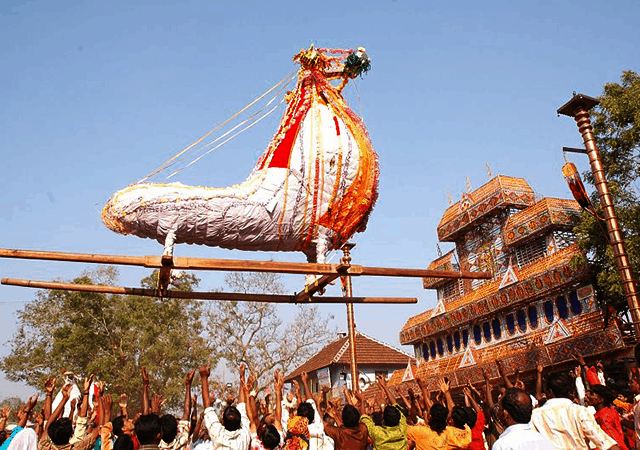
[530,371,620,450]
[200,365,251,450]
[492,388,553,450]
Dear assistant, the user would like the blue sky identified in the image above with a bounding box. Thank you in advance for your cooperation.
[1,0,639,397]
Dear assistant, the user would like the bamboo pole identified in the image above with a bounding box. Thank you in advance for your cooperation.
[0,278,418,304]
[0,248,491,280]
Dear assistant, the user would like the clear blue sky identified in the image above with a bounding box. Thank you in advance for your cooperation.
[1,0,639,398]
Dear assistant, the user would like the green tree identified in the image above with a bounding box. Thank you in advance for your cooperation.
[574,70,640,313]
[0,267,211,412]
[207,272,334,393]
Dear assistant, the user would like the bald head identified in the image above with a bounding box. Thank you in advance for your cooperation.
[501,387,532,424]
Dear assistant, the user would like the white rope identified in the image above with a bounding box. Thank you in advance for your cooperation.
[167,96,288,179]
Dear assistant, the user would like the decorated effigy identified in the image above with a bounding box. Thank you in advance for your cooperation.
[102,46,378,265]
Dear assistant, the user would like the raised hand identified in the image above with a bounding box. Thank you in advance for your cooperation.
[44,377,56,395]
[199,365,211,379]
[185,369,196,386]
[119,393,128,409]
[83,374,95,393]
[142,366,150,385]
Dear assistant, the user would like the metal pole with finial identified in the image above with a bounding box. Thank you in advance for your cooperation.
[341,242,359,391]
[558,93,640,336]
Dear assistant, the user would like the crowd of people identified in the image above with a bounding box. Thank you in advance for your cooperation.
[1,346,639,450]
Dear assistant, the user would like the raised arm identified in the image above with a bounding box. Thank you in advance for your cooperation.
[495,360,514,389]
[43,377,56,422]
[118,394,129,419]
[300,371,312,402]
[376,374,396,405]
[80,374,95,418]
[182,370,195,421]
[535,362,544,401]
[463,386,482,413]
[18,395,38,429]
[199,365,212,408]
[46,384,71,433]
[274,370,284,431]
[482,367,495,409]
[141,366,150,415]
[439,378,454,413]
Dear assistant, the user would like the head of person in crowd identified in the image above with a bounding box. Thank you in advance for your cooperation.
[222,405,242,432]
[545,371,574,399]
[113,434,134,450]
[48,418,74,446]
[284,416,309,450]
[296,402,315,425]
[450,405,468,430]
[383,404,401,427]
[371,411,383,426]
[463,406,477,429]
[500,387,532,426]
[428,403,448,435]
[341,404,360,429]
[7,427,38,450]
[261,425,281,450]
[258,413,275,440]
[589,384,616,410]
[160,414,178,444]
[112,415,126,437]
[322,413,336,428]
[135,413,162,445]
[0,430,7,447]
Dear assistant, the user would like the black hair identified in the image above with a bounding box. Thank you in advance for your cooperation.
[135,413,161,445]
[112,415,125,437]
[463,406,477,428]
[48,418,74,446]
[223,405,241,431]
[546,372,573,398]
[371,411,383,426]
[342,404,361,428]
[262,424,281,450]
[114,434,134,450]
[383,404,400,427]
[502,387,532,424]
[296,402,315,424]
[451,406,467,429]
[428,403,448,434]
[160,414,178,444]
[592,384,616,406]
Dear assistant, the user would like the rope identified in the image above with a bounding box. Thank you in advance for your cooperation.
[167,96,288,179]
[139,72,296,183]
[165,78,294,179]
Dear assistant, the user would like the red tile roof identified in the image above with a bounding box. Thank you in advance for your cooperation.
[285,331,414,381]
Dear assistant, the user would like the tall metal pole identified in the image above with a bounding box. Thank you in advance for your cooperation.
[341,243,359,392]
[558,94,640,336]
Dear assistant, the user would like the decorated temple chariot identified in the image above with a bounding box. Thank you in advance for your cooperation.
[400,175,630,389]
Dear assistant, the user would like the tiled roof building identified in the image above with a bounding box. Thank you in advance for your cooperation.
[286,331,414,394]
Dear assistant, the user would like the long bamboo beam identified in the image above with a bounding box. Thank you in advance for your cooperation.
[0,278,418,304]
[0,248,491,280]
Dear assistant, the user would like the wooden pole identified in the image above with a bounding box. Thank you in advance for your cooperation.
[558,94,640,336]
[341,243,359,393]
[0,248,492,280]
[1,278,418,304]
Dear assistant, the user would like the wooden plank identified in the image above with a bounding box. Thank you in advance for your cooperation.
[1,278,418,304]
[0,248,492,280]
